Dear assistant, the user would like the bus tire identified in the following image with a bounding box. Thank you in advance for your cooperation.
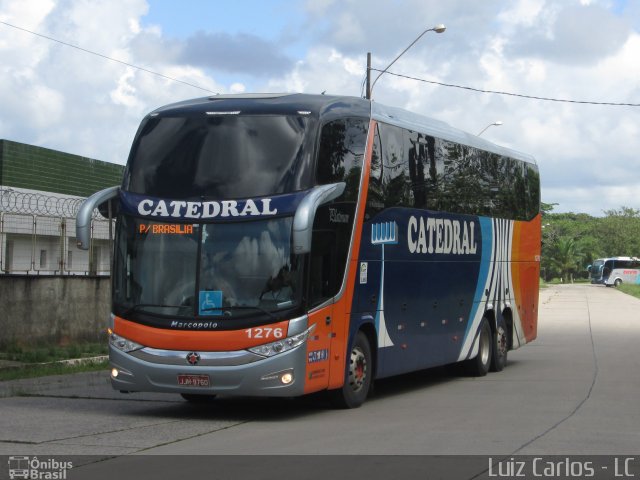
[464,318,492,377]
[181,393,217,403]
[614,278,622,287]
[490,318,508,372]
[329,331,372,409]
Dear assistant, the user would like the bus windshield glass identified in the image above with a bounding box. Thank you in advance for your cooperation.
[113,216,302,319]
[124,114,316,199]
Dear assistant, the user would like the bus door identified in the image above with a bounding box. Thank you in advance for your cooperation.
[306,197,356,392]
[304,227,338,393]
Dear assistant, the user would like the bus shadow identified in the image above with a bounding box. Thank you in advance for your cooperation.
[130,366,460,421]
[369,364,463,401]
[125,391,333,422]
[127,361,523,422]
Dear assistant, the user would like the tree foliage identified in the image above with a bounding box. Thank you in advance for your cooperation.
[541,205,640,281]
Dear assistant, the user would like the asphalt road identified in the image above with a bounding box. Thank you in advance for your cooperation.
[1,284,639,476]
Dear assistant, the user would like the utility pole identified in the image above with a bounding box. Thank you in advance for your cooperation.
[366,52,372,100]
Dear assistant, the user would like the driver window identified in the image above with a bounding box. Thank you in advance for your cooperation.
[309,230,337,307]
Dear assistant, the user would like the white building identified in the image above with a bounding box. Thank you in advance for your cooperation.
[0,139,123,276]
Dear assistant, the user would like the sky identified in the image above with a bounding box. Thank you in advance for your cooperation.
[1,0,639,216]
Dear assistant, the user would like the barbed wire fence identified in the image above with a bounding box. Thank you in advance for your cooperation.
[0,187,113,276]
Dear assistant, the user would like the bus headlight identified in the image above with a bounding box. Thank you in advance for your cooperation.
[248,324,315,358]
[108,330,144,353]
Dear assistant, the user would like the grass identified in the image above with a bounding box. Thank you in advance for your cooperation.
[0,359,109,382]
[0,342,107,364]
[0,342,109,381]
[618,283,640,300]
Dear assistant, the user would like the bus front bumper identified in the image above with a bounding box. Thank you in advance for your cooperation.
[109,343,308,397]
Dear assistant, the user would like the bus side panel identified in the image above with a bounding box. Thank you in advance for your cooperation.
[303,304,334,394]
[354,209,484,378]
[511,214,541,345]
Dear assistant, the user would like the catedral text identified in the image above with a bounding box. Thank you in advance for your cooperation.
[407,215,478,255]
[137,198,278,219]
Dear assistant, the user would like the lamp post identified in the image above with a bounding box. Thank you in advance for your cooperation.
[366,23,446,99]
[477,121,503,136]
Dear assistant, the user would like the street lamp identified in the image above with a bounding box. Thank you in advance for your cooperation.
[477,121,503,136]
[366,23,446,99]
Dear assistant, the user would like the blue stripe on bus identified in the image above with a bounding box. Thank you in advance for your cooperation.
[462,216,494,347]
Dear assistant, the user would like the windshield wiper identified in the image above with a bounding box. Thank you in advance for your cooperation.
[201,305,277,320]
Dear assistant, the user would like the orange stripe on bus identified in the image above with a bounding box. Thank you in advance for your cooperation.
[511,213,541,343]
[113,316,290,351]
[325,119,376,390]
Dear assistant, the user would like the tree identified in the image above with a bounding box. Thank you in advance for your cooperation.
[539,204,640,281]
[548,236,584,283]
[597,207,640,257]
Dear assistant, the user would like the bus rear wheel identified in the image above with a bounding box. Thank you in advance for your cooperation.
[464,318,492,377]
[490,319,508,372]
[329,331,372,409]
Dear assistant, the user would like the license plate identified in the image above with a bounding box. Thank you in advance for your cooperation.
[177,374,210,387]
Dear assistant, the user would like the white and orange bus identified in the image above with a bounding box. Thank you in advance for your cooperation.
[77,93,541,408]
[590,256,640,287]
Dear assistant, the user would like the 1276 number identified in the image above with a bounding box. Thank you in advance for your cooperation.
[245,327,284,339]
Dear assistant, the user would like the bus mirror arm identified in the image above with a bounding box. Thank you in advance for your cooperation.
[76,186,120,250]
[292,182,346,254]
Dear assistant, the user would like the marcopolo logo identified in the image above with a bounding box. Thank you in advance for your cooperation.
[7,456,73,479]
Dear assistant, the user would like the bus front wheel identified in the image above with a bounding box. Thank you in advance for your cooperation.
[614,279,622,287]
[329,331,372,409]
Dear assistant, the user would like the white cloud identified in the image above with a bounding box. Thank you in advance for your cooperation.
[497,0,547,27]
[0,0,638,216]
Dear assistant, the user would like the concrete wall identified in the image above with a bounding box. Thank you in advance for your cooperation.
[0,276,111,348]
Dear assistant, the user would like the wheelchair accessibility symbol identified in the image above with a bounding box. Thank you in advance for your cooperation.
[199,290,223,316]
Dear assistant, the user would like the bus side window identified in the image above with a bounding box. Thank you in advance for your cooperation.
[316,117,368,202]
[311,117,368,307]
[309,230,336,307]
[366,124,384,219]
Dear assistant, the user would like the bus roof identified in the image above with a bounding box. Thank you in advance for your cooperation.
[371,102,536,165]
[149,93,536,165]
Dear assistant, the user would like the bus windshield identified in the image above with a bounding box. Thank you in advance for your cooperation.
[113,216,302,319]
[124,114,317,199]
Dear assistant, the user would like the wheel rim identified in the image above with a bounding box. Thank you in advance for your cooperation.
[348,346,367,393]
[496,325,507,358]
[479,326,491,366]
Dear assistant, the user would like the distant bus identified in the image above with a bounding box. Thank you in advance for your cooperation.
[603,259,640,287]
[77,93,541,408]
[590,257,639,286]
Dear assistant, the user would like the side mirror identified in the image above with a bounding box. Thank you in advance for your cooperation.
[292,182,346,254]
[76,186,119,250]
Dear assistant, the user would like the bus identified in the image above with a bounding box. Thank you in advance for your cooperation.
[601,258,640,287]
[77,93,541,408]
[589,257,639,286]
